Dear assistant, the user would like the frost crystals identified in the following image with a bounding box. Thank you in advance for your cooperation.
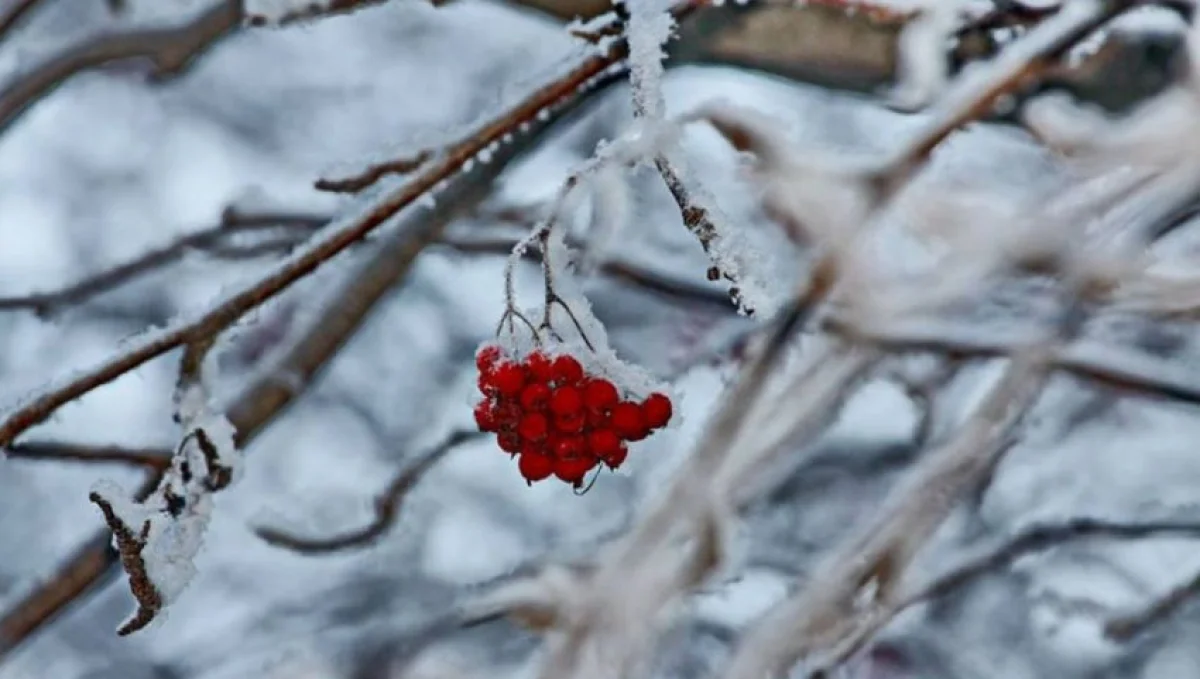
[89,382,240,635]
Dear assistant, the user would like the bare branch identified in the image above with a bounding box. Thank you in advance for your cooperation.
[0,0,243,136]
[0,212,324,317]
[314,149,433,194]
[1106,569,1200,641]
[5,441,171,471]
[829,314,1200,409]
[905,518,1200,612]
[0,0,49,43]
[255,430,481,553]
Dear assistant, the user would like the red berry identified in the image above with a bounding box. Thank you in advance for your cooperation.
[550,386,583,416]
[476,344,502,373]
[518,452,554,482]
[497,431,521,454]
[625,424,650,441]
[586,408,609,428]
[642,392,673,429]
[493,401,522,428]
[554,455,595,485]
[525,350,555,383]
[477,372,497,396]
[583,379,619,412]
[474,401,498,432]
[551,355,584,384]
[555,411,586,434]
[518,412,549,442]
[603,443,628,469]
[588,429,621,459]
[519,383,551,411]
[555,436,586,460]
[610,402,644,439]
[491,362,526,397]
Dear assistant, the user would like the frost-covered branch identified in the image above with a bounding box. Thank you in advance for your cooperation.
[0,27,639,454]
[0,16,649,646]
[90,369,241,635]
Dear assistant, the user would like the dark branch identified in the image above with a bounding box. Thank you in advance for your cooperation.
[906,518,1200,610]
[0,0,243,136]
[255,430,482,553]
[5,441,171,471]
[1106,570,1200,641]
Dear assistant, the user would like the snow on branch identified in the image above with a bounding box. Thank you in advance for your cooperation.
[0,16,642,454]
[89,374,240,635]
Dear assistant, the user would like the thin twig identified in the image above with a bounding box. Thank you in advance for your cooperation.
[0,0,48,43]
[829,315,1200,409]
[255,430,481,553]
[1106,570,1200,641]
[0,0,243,136]
[314,149,433,194]
[5,441,171,471]
[904,518,1200,611]
[0,212,324,316]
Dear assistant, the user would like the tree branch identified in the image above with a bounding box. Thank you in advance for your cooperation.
[904,518,1200,612]
[0,0,49,43]
[5,441,171,471]
[1106,569,1200,641]
[0,23,638,453]
[0,9,642,649]
[0,211,324,317]
[0,0,243,136]
[254,429,481,553]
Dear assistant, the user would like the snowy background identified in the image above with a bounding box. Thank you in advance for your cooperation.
[1,1,1200,678]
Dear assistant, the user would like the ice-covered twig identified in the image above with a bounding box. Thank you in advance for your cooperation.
[623,0,773,315]
[880,0,1147,193]
[888,1,969,112]
[254,429,481,553]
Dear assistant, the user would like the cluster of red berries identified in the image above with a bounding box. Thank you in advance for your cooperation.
[474,344,673,488]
